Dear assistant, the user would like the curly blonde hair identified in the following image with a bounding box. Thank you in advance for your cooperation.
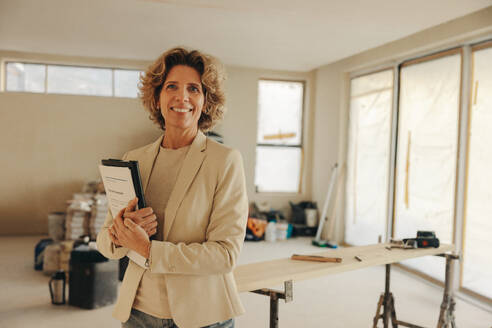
[139,47,226,132]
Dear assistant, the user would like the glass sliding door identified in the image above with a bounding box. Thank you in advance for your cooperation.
[345,69,393,245]
[394,51,462,281]
[462,44,492,299]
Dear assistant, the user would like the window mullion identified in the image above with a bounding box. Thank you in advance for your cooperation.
[112,69,115,97]
[44,64,48,94]
[387,66,399,242]
[455,45,472,291]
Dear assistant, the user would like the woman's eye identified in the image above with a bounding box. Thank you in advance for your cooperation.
[166,84,177,90]
[189,85,200,93]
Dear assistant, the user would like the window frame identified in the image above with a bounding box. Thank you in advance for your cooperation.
[255,78,306,194]
[460,39,492,304]
[1,60,143,99]
[344,68,395,245]
[344,36,492,305]
[395,49,463,282]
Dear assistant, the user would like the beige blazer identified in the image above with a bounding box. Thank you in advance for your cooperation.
[96,131,249,328]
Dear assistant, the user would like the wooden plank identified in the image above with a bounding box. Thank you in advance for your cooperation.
[291,254,342,263]
[234,243,454,293]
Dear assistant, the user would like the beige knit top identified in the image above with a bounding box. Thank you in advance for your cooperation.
[132,144,190,318]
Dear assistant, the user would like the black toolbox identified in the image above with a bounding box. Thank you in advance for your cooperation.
[291,224,318,237]
[69,245,118,309]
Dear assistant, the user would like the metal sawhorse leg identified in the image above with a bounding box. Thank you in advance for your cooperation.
[251,280,293,328]
[373,254,460,328]
[436,254,459,328]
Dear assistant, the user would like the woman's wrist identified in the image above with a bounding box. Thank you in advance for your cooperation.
[140,240,151,259]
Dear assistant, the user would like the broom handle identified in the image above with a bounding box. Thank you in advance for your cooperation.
[314,163,338,242]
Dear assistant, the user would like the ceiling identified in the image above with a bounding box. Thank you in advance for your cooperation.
[0,0,491,71]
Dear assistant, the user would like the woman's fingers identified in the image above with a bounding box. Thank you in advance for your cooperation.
[140,214,157,226]
[125,197,138,212]
[112,204,158,247]
[114,208,126,230]
[143,220,158,236]
[123,207,153,218]
[111,223,122,237]
[111,225,122,239]
[123,212,157,235]
[109,224,116,236]
[109,228,121,246]
[123,207,154,223]
[145,226,157,236]
[143,220,158,231]
[124,218,138,231]
[112,208,131,247]
[109,232,118,244]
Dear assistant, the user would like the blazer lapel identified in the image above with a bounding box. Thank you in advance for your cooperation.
[163,131,207,240]
[140,135,163,195]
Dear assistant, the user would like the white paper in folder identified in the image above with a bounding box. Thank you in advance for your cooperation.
[98,164,148,269]
[98,165,137,218]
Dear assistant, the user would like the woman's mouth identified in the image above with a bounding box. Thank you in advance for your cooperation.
[171,107,192,113]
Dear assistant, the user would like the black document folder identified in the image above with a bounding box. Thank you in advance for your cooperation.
[101,159,146,210]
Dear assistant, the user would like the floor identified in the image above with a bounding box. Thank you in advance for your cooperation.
[0,236,490,328]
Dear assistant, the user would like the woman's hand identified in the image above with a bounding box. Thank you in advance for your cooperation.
[123,198,158,237]
[109,223,122,247]
[108,197,157,251]
[108,203,129,247]
[111,206,151,258]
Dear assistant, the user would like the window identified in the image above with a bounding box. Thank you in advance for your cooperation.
[114,69,142,98]
[255,80,304,193]
[346,42,492,303]
[462,44,492,299]
[6,62,45,93]
[394,52,461,281]
[4,61,142,98]
[345,69,393,246]
[47,65,112,96]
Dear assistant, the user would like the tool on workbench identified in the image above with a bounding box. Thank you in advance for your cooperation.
[390,231,440,249]
[312,164,338,248]
[404,230,440,248]
[389,239,417,249]
[291,254,342,263]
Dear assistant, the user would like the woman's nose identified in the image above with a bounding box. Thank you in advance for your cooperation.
[175,88,190,102]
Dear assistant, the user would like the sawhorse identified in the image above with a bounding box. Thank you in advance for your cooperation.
[251,280,293,328]
[373,253,460,328]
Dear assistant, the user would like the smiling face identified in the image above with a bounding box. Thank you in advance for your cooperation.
[158,65,205,135]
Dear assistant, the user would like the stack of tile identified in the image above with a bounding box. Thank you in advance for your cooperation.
[59,240,75,273]
[65,193,92,240]
[90,194,108,240]
[43,243,61,275]
[48,212,66,241]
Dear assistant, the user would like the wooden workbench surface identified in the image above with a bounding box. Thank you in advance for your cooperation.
[234,243,454,293]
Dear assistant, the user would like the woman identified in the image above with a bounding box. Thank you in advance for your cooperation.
[96,47,248,328]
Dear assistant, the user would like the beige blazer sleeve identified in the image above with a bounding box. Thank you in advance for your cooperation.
[96,152,130,260]
[148,149,248,275]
